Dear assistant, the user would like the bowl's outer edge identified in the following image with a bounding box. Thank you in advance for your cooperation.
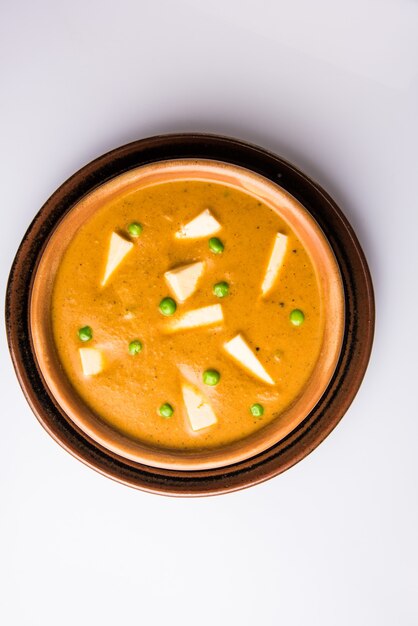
[5,133,375,496]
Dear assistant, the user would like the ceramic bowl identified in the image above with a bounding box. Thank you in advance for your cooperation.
[6,134,374,495]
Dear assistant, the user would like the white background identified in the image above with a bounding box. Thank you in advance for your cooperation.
[1,1,417,624]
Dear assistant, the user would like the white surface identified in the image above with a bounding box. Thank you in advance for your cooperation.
[1,1,417,624]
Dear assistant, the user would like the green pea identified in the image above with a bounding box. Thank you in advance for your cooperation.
[290,309,305,326]
[127,222,143,237]
[208,237,224,254]
[203,369,220,386]
[128,339,143,355]
[159,297,177,316]
[78,326,93,342]
[159,403,174,418]
[213,281,229,298]
[250,403,264,417]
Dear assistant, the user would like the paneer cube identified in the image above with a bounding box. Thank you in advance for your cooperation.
[175,209,221,239]
[182,382,218,431]
[261,233,288,296]
[223,334,274,385]
[164,261,205,302]
[167,304,223,332]
[79,348,104,376]
[101,232,134,286]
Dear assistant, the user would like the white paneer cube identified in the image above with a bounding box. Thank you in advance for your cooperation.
[223,334,275,385]
[261,233,288,296]
[101,232,134,286]
[182,383,218,431]
[175,209,221,239]
[164,261,205,302]
[79,348,104,376]
[167,304,223,332]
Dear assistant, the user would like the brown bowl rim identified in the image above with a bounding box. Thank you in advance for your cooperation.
[5,133,375,496]
[29,158,345,471]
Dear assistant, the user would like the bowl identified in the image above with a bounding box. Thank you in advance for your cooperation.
[6,134,374,495]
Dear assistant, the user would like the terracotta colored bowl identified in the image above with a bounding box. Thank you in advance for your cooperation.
[5,134,374,496]
[30,159,344,471]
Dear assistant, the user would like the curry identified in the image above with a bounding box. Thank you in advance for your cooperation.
[51,179,324,451]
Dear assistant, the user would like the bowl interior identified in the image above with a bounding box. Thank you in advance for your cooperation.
[30,159,345,470]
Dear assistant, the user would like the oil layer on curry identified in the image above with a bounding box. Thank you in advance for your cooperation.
[52,180,324,451]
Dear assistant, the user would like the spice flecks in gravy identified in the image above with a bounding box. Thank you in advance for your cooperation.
[52,181,324,451]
